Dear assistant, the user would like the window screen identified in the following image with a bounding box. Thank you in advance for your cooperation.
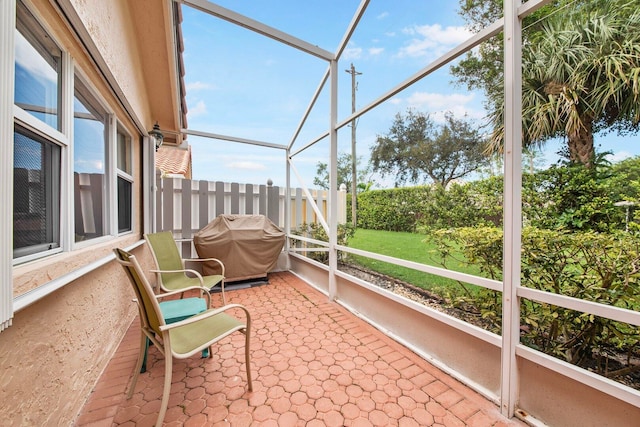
[13,125,61,258]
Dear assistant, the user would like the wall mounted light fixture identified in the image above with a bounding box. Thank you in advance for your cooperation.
[149,122,164,151]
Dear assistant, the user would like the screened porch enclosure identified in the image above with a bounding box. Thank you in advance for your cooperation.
[161,1,640,426]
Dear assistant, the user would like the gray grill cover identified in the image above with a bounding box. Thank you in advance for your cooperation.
[194,214,285,281]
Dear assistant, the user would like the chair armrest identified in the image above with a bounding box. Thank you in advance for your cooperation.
[150,268,199,274]
[185,257,223,263]
[151,268,212,305]
[155,286,211,299]
[159,303,251,331]
[151,268,206,282]
[184,258,226,276]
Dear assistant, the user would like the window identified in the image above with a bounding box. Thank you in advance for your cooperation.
[13,125,61,258]
[4,0,145,329]
[117,128,133,233]
[12,0,138,261]
[73,76,107,243]
[14,0,61,131]
[13,0,64,262]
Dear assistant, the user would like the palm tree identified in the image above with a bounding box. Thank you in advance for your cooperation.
[489,2,640,167]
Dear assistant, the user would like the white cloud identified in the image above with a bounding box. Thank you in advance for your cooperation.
[607,151,634,163]
[406,92,474,109]
[186,81,215,91]
[188,100,208,117]
[74,159,104,174]
[398,24,472,59]
[403,92,483,121]
[15,32,57,84]
[227,161,268,171]
[343,46,363,60]
[377,12,389,20]
[368,47,384,56]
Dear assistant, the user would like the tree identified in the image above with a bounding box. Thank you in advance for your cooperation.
[370,110,488,187]
[453,0,640,167]
[313,152,373,192]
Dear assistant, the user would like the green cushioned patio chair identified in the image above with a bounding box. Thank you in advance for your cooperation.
[145,231,227,305]
[113,248,253,427]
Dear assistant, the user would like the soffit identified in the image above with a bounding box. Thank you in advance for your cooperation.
[129,0,185,145]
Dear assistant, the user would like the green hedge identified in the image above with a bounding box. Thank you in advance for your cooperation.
[357,177,503,232]
[357,156,640,233]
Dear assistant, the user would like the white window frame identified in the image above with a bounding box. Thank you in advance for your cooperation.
[12,0,70,264]
[6,1,138,294]
[1,0,16,332]
[71,71,113,248]
[114,123,134,236]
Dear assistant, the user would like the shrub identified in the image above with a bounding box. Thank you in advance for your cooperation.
[292,222,355,263]
[358,155,640,233]
[426,226,640,368]
[357,179,504,232]
[357,187,430,232]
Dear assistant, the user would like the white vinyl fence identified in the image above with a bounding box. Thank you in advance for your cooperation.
[155,175,346,255]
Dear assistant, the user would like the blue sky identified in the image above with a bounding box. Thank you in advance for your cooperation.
[180,1,639,189]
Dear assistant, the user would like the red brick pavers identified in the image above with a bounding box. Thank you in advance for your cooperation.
[76,272,525,426]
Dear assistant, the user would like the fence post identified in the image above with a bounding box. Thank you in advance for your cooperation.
[198,179,209,230]
[259,184,267,215]
[215,181,225,217]
[245,184,254,214]
[338,183,347,224]
[180,179,193,256]
[230,182,240,214]
[162,177,175,232]
[267,179,279,226]
[155,170,163,231]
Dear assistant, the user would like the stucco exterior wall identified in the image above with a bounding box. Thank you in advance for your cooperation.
[1,0,171,424]
[0,244,153,426]
[67,0,153,128]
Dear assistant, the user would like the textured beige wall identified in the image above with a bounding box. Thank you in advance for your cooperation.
[68,0,153,128]
[1,245,153,426]
[1,1,163,425]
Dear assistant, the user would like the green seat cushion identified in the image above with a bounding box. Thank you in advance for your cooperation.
[168,310,245,356]
[163,274,224,292]
[159,298,207,323]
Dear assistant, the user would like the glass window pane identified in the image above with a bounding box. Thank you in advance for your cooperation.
[73,77,106,242]
[116,128,132,233]
[117,177,132,233]
[14,0,61,130]
[14,125,61,258]
[117,130,131,173]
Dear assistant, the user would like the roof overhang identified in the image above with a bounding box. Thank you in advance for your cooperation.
[129,0,186,146]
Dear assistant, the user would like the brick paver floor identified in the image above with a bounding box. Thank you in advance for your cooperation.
[75,271,526,426]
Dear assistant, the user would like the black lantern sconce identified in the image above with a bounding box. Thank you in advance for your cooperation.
[149,122,164,151]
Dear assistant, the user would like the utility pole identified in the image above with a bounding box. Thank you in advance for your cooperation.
[345,63,361,227]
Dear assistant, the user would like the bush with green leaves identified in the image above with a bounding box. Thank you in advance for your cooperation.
[292,222,355,263]
[425,226,640,371]
[523,153,626,232]
[357,186,431,232]
[358,154,640,233]
[357,178,503,232]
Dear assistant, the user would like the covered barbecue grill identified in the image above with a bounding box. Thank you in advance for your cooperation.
[194,214,285,282]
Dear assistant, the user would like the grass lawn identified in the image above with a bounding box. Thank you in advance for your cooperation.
[345,228,484,293]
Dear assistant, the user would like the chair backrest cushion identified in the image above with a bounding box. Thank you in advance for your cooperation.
[145,232,190,289]
[114,248,164,335]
